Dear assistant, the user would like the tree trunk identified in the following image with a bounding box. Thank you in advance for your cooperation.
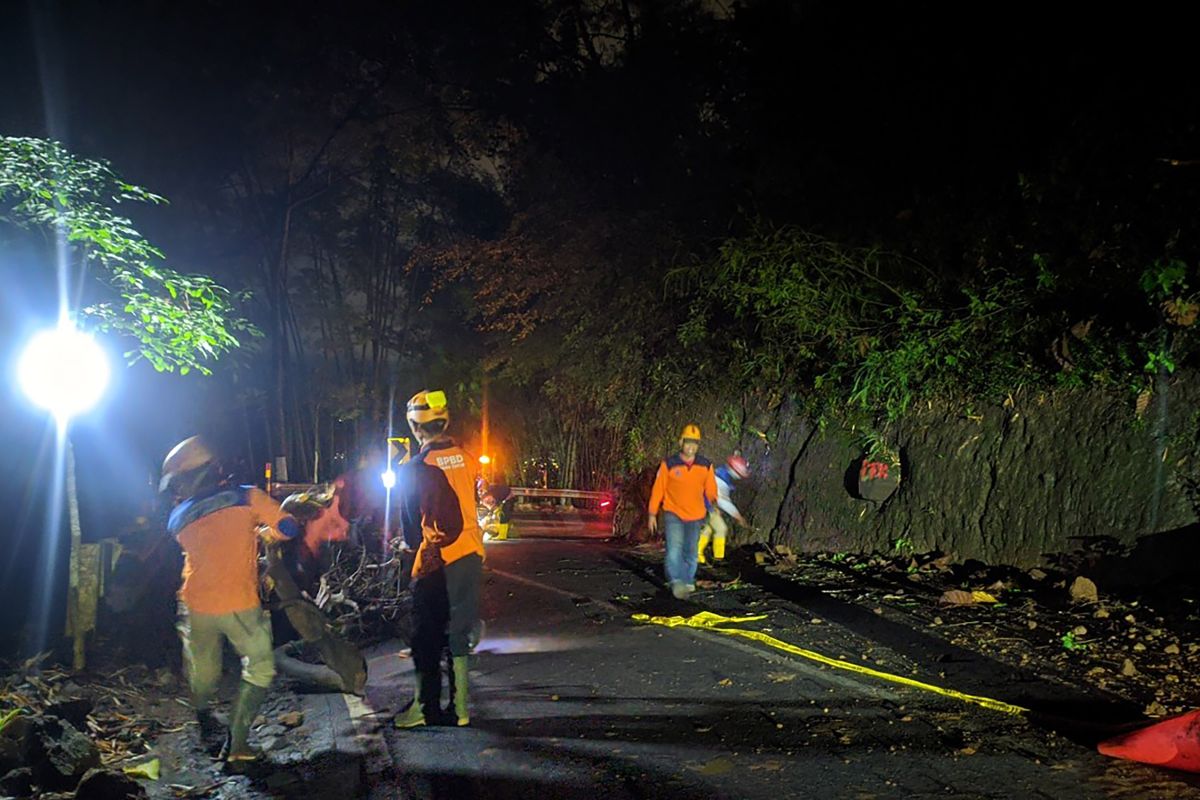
[272,200,294,464]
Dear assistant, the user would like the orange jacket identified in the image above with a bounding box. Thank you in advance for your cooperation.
[648,454,718,523]
[168,485,299,615]
[401,439,484,578]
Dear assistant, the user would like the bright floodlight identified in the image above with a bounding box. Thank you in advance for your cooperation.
[478,454,491,465]
[18,326,110,420]
[381,469,396,489]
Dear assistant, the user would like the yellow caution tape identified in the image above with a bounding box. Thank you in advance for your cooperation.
[632,611,1027,716]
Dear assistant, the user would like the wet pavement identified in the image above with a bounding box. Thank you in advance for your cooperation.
[364,536,1200,799]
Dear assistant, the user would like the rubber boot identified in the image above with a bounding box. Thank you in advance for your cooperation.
[713,536,726,560]
[697,531,710,565]
[223,682,268,766]
[393,681,427,729]
[196,707,225,757]
[451,656,470,726]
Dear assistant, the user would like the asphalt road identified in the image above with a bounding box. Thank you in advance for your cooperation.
[364,535,1200,799]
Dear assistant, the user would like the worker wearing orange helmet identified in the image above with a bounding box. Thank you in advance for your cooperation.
[393,390,484,728]
[161,436,300,766]
[648,424,718,599]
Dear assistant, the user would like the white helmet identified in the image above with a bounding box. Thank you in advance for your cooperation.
[159,436,215,491]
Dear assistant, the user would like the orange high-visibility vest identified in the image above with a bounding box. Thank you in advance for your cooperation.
[648,454,718,523]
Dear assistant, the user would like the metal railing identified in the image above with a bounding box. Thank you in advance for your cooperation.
[509,487,611,501]
[267,482,319,499]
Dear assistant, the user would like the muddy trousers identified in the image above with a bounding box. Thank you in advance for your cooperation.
[178,605,275,710]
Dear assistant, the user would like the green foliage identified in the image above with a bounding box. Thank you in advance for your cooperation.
[680,225,1042,421]
[0,137,254,374]
[0,708,21,734]
[1140,258,1189,300]
[670,223,1200,434]
[858,428,900,465]
[1060,630,1086,651]
[716,404,743,438]
[1144,348,1176,375]
[1033,253,1056,291]
[447,206,1200,484]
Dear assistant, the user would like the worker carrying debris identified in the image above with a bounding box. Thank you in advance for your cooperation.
[272,485,368,695]
[698,454,750,564]
[161,436,300,767]
[393,389,484,729]
[648,424,718,599]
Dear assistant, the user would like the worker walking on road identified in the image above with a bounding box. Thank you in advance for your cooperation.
[394,389,484,728]
[648,424,718,599]
[161,436,301,767]
[698,454,750,564]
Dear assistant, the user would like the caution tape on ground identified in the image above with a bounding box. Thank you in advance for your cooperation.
[632,611,1028,716]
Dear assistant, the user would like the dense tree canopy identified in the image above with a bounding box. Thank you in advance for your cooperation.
[4,0,1198,485]
[0,136,252,374]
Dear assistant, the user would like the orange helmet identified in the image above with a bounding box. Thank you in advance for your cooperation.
[407,389,450,427]
[679,424,702,444]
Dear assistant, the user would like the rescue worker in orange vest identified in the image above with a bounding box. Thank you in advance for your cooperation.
[648,424,718,599]
[393,390,484,728]
[161,437,301,766]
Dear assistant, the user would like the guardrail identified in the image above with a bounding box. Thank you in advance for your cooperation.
[268,482,318,499]
[265,483,617,536]
[269,483,613,502]
[509,487,611,501]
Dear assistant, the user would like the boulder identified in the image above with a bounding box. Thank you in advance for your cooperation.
[0,766,34,797]
[0,716,30,773]
[45,698,94,731]
[74,768,148,800]
[25,716,100,790]
[1069,576,1099,603]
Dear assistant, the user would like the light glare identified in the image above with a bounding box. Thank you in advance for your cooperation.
[18,326,110,420]
[381,469,396,489]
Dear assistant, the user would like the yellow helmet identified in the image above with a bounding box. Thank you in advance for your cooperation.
[679,424,702,444]
[160,436,215,491]
[407,389,450,426]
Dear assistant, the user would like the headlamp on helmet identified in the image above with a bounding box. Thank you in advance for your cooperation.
[407,389,451,427]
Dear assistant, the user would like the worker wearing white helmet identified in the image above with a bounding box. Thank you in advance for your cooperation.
[161,436,300,766]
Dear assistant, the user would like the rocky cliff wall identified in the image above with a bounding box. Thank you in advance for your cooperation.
[731,378,1200,567]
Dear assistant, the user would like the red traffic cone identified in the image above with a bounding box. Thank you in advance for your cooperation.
[1098,709,1200,772]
